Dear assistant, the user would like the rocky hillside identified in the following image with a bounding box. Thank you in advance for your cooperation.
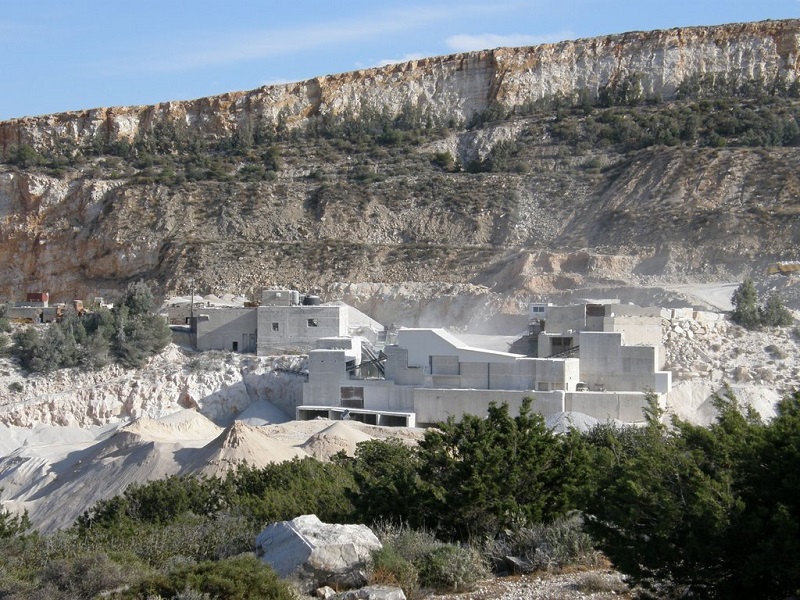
[0,19,799,317]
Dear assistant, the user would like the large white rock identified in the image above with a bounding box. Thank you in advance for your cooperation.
[256,514,382,592]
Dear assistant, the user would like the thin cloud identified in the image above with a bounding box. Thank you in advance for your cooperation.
[258,77,297,88]
[373,53,429,68]
[95,3,524,76]
[446,31,574,52]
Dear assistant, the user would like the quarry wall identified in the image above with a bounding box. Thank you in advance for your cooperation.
[1,20,798,153]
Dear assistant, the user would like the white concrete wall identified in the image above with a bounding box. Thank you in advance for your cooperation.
[261,289,295,306]
[362,381,415,412]
[536,358,581,391]
[303,350,416,413]
[395,329,522,369]
[544,305,586,334]
[413,389,565,425]
[579,331,661,391]
[195,307,258,352]
[384,346,424,385]
[603,316,662,346]
[653,371,671,395]
[257,305,347,355]
[566,391,650,422]
[304,349,350,406]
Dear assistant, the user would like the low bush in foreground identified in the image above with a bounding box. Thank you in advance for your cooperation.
[124,554,294,600]
[484,512,601,574]
[371,522,490,596]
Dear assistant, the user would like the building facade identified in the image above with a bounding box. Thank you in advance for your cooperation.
[299,303,672,427]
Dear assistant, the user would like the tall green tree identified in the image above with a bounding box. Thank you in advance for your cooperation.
[724,392,800,599]
[416,399,577,539]
[760,292,794,327]
[346,438,423,527]
[120,281,156,316]
[0,504,31,539]
[584,393,750,598]
[731,278,760,328]
[584,389,800,599]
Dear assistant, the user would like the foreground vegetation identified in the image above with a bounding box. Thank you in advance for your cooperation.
[1,392,798,599]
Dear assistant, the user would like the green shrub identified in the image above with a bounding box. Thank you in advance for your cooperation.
[731,279,761,328]
[430,151,455,171]
[574,571,629,595]
[416,544,489,593]
[0,333,11,357]
[485,513,600,573]
[731,280,795,329]
[416,399,580,539]
[372,523,487,595]
[373,522,441,565]
[128,555,294,600]
[760,293,794,327]
[40,552,133,599]
[80,514,256,568]
[348,440,423,527]
[765,344,789,360]
[371,546,420,598]
[0,506,31,540]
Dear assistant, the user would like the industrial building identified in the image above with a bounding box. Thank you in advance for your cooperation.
[6,293,86,323]
[298,301,671,427]
[185,289,384,356]
[173,291,672,427]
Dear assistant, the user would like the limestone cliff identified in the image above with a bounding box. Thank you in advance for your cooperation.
[1,19,797,152]
[0,19,799,313]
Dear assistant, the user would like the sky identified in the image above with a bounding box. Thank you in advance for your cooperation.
[1,1,798,121]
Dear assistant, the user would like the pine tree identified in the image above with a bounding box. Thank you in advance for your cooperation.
[760,293,794,327]
[731,279,760,328]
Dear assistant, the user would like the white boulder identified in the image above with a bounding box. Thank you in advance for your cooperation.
[256,514,382,592]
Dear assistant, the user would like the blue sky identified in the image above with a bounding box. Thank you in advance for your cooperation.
[2,1,797,120]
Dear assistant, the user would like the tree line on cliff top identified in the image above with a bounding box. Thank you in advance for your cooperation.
[1,392,799,599]
[3,73,800,184]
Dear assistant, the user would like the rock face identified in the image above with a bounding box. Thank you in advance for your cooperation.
[255,514,382,593]
[0,20,799,311]
[0,347,304,428]
[1,20,798,152]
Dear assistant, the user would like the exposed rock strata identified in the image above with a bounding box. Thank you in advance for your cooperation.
[0,20,799,308]
[1,20,798,151]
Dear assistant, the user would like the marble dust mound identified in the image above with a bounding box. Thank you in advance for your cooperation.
[185,421,309,477]
[122,409,223,442]
[300,420,375,460]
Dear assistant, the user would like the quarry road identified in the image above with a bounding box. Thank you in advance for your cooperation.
[663,283,738,311]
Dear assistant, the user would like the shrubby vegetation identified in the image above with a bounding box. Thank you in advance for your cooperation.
[8,282,171,374]
[4,73,800,188]
[127,555,295,600]
[731,279,794,329]
[0,304,11,358]
[2,391,798,598]
[372,522,490,596]
[0,501,30,540]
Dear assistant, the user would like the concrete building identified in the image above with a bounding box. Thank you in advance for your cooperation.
[256,304,348,355]
[538,302,665,363]
[195,307,258,353]
[299,302,672,428]
[184,288,383,356]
